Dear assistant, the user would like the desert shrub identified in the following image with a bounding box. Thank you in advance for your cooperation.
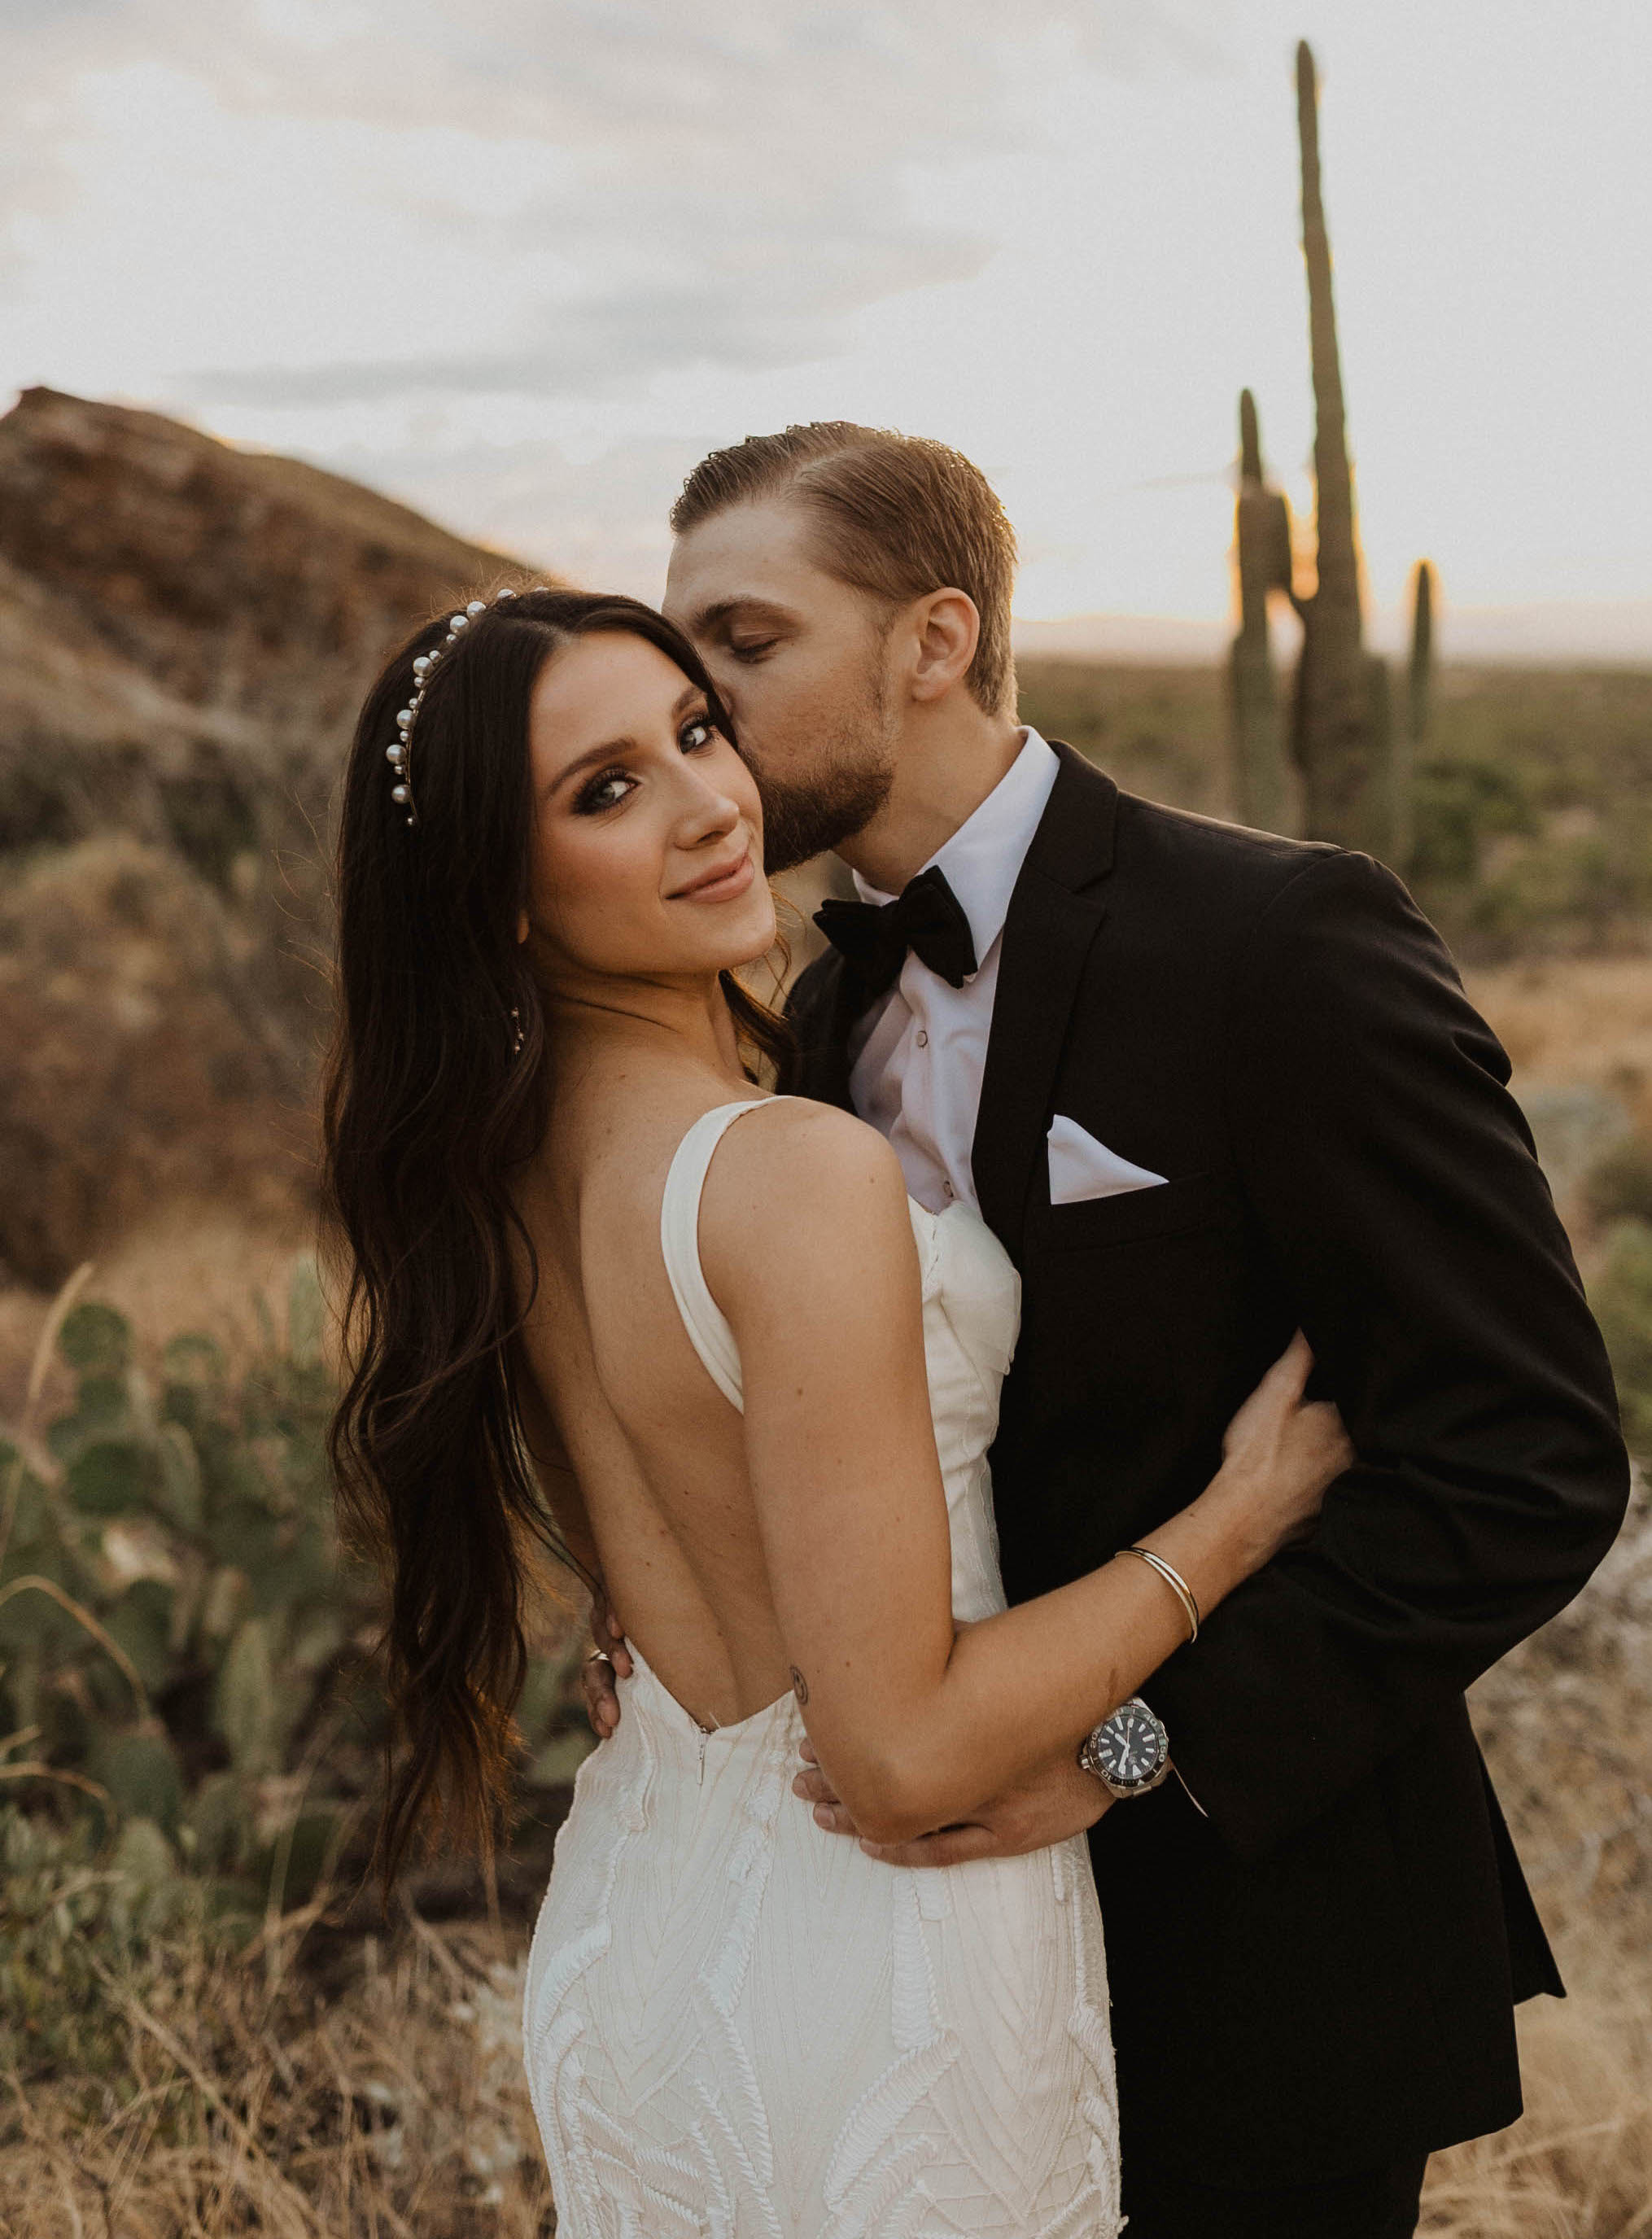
[0,1267,592,2020]
[1019,659,1652,958]
[0,1885,557,2237]
[0,1808,238,2084]
[1409,756,1539,886]
[1583,1132,1652,1231]
[1466,820,1652,951]
[1587,1219,1652,1458]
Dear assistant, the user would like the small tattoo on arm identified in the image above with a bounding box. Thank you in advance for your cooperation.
[790,1666,810,1707]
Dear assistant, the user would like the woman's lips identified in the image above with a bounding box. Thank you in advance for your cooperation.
[673,847,755,903]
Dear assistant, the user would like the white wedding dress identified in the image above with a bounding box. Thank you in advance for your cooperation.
[522,1101,1121,2237]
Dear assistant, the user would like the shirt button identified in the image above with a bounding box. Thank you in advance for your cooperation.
[916,1030,929,1048]
[942,1179,955,1197]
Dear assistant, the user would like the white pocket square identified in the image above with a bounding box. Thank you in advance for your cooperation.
[1046,1115,1169,1205]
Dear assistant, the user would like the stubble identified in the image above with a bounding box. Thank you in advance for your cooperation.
[742,661,898,875]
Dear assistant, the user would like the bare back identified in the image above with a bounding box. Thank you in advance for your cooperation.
[512,1069,810,1731]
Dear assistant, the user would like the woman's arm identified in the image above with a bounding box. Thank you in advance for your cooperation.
[702,1102,1345,1848]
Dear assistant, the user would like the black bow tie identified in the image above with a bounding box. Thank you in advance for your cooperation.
[813,865,979,1000]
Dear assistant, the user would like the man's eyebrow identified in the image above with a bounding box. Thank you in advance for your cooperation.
[547,682,705,796]
[689,596,795,635]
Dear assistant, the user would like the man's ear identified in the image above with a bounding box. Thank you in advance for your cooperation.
[907,588,980,704]
[517,907,531,946]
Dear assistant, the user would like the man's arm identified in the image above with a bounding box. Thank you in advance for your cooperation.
[1143,850,1630,1859]
[798,850,1629,1866]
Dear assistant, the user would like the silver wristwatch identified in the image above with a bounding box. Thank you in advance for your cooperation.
[1078,1696,1171,1798]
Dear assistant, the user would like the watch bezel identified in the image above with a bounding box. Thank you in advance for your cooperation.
[1080,1696,1171,1797]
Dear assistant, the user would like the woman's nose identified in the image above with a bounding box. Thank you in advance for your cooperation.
[675,764,742,846]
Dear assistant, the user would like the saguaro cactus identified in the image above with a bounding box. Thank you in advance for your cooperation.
[1408,558,1436,748]
[1229,389,1296,832]
[1289,40,1399,856]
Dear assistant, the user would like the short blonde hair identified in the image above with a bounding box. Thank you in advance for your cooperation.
[671,422,1018,715]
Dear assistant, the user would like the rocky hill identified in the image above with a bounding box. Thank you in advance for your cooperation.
[0,388,537,1287]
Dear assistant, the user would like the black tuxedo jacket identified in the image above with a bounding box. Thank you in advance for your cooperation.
[782,745,1629,2186]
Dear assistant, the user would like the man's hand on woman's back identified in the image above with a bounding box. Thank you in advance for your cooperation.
[582,1591,631,1738]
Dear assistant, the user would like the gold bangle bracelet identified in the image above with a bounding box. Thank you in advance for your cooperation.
[1119,1546,1200,1645]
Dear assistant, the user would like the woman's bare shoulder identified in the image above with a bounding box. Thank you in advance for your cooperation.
[698,1096,915,1310]
[707,1095,907,1208]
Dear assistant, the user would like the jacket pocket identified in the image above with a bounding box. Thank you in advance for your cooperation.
[1038,1168,1234,1252]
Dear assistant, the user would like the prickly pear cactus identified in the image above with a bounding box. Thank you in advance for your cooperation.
[2,1262,592,1935]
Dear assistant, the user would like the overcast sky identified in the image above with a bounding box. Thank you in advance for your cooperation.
[2,0,1648,654]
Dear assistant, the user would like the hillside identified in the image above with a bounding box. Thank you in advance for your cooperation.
[2,387,1647,1297]
[0,389,535,1287]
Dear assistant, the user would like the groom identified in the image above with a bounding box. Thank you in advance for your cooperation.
[594,422,1629,2237]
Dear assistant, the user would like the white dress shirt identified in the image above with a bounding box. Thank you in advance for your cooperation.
[847,728,1060,1214]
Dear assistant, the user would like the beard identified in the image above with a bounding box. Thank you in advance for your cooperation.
[753,757,895,875]
[742,663,898,876]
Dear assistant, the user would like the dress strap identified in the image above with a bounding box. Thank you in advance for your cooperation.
[659,1099,789,1414]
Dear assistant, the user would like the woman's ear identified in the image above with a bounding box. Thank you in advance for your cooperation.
[516,908,531,946]
[907,588,980,704]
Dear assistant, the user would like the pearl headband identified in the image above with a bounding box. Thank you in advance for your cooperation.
[388,584,550,827]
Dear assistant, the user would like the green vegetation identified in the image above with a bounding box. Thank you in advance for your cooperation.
[1228,389,1294,833]
[1222,43,1440,860]
[1408,561,1436,753]
[1019,658,1652,959]
[0,1271,592,2090]
[1,1274,369,1924]
[1287,37,1382,854]
[1589,1220,1652,1455]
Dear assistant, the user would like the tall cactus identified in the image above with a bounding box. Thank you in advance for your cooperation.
[1289,40,1399,856]
[1228,389,1296,832]
[1408,558,1436,748]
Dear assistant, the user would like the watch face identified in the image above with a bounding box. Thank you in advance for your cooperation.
[1097,1702,1165,1786]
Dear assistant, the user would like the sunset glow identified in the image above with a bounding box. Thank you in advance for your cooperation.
[3,0,1646,655]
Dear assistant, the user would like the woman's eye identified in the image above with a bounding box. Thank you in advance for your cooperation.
[680,716,718,752]
[576,768,634,814]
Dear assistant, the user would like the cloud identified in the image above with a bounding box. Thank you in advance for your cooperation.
[186,225,989,408]
[0,0,1193,409]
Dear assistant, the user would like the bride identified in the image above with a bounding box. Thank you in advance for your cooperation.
[323,585,1350,2237]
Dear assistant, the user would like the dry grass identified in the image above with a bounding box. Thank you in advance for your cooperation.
[6,1493,1646,2239]
[1421,1984,1652,2237]
[1,1900,554,2239]
[1466,955,1652,1126]
[1421,1484,1652,2234]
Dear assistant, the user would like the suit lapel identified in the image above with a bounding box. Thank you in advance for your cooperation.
[971,746,1118,1260]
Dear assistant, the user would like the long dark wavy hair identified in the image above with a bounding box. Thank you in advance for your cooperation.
[321,585,788,1896]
